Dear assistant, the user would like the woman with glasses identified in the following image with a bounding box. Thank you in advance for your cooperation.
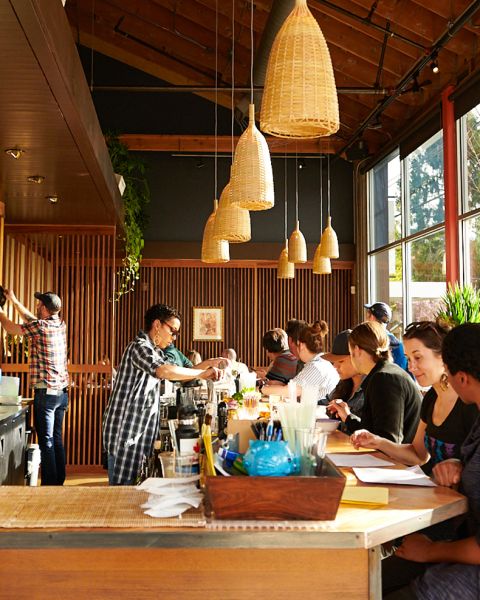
[350,321,478,474]
[328,321,421,443]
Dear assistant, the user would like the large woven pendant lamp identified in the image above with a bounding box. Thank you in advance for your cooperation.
[230,0,274,211]
[260,0,339,139]
[213,5,251,243]
[288,154,307,263]
[202,199,230,263]
[278,155,295,279]
[319,154,339,258]
[313,156,331,275]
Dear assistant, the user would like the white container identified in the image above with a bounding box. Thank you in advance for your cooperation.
[0,376,20,397]
[27,444,41,486]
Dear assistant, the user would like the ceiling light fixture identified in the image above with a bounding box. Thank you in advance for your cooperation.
[46,195,58,204]
[5,148,25,160]
[27,175,45,184]
[430,57,439,74]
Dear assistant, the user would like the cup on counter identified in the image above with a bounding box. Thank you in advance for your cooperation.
[174,452,199,477]
[294,428,317,476]
[160,451,175,478]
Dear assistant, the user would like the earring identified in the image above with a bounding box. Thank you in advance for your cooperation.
[440,372,449,391]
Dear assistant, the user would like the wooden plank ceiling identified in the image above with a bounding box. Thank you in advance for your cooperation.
[0,0,123,227]
[65,0,480,157]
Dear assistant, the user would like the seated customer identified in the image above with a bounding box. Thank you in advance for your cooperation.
[321,329,365,425]
[222,348,250,375]
[351,321,478,475]
[259,328,297,385]
[383,323,480,600]
[185,349,202,366]
[263,321,339,402]
[285,318,308,374]
[328,321,421,443]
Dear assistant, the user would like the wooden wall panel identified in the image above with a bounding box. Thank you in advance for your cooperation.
[115,263,354,369]
[2,227,115,467]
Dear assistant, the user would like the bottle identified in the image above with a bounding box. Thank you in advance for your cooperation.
[152,440,163,477]
[176,403,200,475]
[217,397,228,440]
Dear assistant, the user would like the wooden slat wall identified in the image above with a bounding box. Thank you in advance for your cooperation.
[1,234,353,468]
[115,262,354,369]
[2,227,115,467]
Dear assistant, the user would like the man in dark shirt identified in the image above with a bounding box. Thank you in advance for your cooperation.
[365,301,409,372]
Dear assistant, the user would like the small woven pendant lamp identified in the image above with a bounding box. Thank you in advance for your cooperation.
[313,154,331,275]
[202,199,230,263]
[231,1,274,211]
[278,241,295,279]
[260,0,339,139]
[319,155,339,258]
[213,176,251,242]
[214,10,251,244]
[278,154,295,279]
[288,155,307,262]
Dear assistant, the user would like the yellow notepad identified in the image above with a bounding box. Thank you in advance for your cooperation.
[341,486,389,506]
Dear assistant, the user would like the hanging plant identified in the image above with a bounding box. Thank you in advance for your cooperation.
[105,133,150,300]
[435,283,480,327]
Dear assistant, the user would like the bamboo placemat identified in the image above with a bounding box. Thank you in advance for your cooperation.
[0,487,206,528]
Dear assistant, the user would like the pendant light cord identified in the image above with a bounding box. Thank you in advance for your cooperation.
[295,153,299,223]
[250,0,254,106]
[327,153,331,216]
[214,0,218,200]
[231,0,235,160]
[284,153,288,242]
[319,155,323,230]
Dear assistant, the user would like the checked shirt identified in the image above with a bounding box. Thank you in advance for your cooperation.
[20,315,68,390]
[103,331,166,485]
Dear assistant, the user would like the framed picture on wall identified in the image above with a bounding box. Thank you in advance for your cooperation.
[192,306,224,341]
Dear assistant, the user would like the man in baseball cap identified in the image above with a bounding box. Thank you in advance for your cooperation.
[364,301,408,371]
[34,291,62,313]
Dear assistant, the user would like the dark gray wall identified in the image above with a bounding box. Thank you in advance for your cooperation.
[78,48,354,252]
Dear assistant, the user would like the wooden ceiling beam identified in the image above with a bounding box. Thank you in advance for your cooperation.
[118,134,344,154]
[346,0,477,56]
[408,0,480,33]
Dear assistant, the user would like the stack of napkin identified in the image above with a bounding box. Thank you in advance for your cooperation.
[136,476,203,518]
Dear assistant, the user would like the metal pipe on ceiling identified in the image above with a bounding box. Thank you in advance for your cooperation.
[92,85,391,95]
[336,0,480,159]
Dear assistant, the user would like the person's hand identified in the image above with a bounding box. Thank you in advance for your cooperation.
[395,533,435,562]
[209,357,230,369]
[200,366,223,381]
[432,459,463,487]
[327,399,350,422]
[4,289,17,303]
[350,429,380,450]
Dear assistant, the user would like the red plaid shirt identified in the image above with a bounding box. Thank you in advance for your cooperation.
[20,315,68,390]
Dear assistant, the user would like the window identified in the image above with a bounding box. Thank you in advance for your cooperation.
[462,214,480,287]
[369,153,401,250]
[369,247,404,335]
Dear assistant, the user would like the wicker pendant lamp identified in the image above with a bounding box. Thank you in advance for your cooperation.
[213,176,251,242]
[319,155,339,258]
[202,199,230,263]
[278,155,295,279]
[288,155,307,263]
[213,7,252,243]
[278,242,295,279]
[313,155,331,275]
[230,0,274,211]
[201,3,230,263]
[260,0,339,139]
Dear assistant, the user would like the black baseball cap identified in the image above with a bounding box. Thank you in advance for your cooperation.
[323,329,352,362]
[34,291,62,313]
[364,301,392,323]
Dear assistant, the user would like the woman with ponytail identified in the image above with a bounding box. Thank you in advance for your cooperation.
[328,321,421,443]
[263,320,338,402]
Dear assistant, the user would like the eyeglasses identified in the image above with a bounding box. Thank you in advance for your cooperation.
[162,321,180,338]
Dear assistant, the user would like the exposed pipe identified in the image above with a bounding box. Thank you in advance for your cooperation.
[336,0,480,159]
[92,85,391,95]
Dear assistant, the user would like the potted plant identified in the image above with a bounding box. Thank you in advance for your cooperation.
[105,133,150,300]
[435,283,480,327]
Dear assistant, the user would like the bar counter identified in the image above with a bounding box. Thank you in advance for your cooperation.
[0,433,468,600]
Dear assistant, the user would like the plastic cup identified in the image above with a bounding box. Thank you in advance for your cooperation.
[174,453,198,477]
[294,428,317,476]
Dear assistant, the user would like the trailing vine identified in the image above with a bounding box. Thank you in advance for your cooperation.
[106,133,150,300]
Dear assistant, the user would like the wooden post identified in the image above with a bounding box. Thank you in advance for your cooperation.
[442,85,460,285]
